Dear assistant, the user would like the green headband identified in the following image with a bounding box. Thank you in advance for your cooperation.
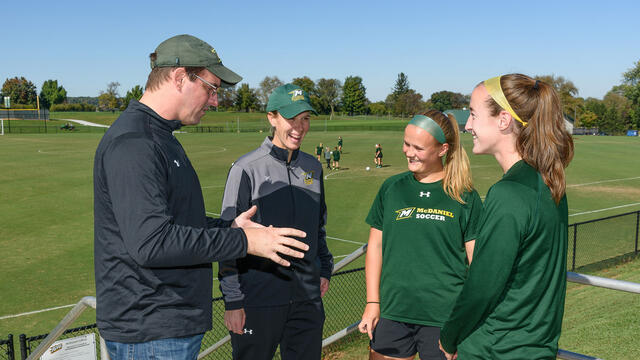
[409,115,446,144]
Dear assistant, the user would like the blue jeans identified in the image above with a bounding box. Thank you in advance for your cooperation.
[105,333,204,360]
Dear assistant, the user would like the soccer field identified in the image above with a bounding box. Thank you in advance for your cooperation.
[1,129,639,341]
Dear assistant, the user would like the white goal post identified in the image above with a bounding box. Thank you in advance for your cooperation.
[1,119,4,136]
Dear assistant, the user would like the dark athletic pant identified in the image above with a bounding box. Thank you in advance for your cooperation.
[230,298,325,360]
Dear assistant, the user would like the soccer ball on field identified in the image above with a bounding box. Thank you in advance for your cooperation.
[365,166,370,171]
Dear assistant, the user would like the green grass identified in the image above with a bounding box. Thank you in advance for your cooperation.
[1,126,640,358]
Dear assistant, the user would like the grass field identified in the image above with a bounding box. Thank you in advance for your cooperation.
[1,118,639,357]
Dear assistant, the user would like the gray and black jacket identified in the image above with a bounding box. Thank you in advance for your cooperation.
[219,137,333,309]
[94,100,247,342]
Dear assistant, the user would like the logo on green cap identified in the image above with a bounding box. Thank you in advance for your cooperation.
[289,89,305,102]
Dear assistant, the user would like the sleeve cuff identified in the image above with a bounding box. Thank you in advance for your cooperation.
[224,300,244,310]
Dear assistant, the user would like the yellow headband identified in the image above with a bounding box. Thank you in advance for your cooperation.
[484,76,528,127]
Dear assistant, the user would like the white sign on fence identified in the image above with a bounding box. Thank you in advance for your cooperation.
[3,97,9,108]
[40,333,97,360]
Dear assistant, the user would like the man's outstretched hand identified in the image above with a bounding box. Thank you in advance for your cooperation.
[234,206,308,267]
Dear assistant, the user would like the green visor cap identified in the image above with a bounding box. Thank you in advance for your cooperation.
[409,115,446,144]
[266,84,318,119]
[151,34,242,88]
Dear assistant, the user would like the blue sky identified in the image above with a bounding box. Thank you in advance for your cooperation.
[3,0,639,102]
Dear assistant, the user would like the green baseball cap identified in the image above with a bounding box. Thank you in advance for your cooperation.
[151,34,242,87]
[266,84,318,119]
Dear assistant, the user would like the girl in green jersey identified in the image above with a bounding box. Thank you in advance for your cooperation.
[359,110,483,360]
[439,74,574,360]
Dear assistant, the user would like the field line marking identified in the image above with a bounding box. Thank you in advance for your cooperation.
[569,202,640,217]
[206,211,221,216]
[326,236,365,245]
[202,185,225,189]
[0,304,75,320]
[568,176,640,187]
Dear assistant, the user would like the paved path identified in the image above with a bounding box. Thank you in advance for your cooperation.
[58,118,109,128]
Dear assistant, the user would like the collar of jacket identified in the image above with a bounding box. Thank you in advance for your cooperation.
[261,136,299,164]
[129,99,183,133]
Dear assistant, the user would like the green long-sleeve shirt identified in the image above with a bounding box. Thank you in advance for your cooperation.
[440,160,568,360]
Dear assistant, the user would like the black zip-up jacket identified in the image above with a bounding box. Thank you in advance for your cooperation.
[219,137,333,309]
[93,100,247,342]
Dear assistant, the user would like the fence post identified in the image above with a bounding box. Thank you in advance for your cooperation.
[7,334,14,360]
[635,211,639,255]
[572,224,577,271]
[19,334,27,360]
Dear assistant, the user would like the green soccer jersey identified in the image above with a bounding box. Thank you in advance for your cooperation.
[332,151,340,161]
[440,160,568,360]
[366,171,483,327]
[316,146,323,155]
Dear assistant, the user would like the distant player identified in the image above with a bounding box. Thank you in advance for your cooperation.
[337,136,343,152]
[331,146,340,170]
[316,142,323,161]
[375,144,383,168]
[359,110,482,360]
[324,146,332,169]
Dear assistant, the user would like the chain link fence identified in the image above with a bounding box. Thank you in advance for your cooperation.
[0,335,15,360]
[568,210,640,270]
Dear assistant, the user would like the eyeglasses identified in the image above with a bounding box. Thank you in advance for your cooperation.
[193,74,219,97]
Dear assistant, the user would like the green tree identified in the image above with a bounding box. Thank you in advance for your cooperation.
[217,86,236,111]
[98,82,121,111]
[602,90,632,133]
[234,83,259,112]
[392,72,410,97]
[579,110,598,128]
[39,79,67,109]
[535,74,581,117]
[122,85,144,110]
[315,78,342,115]
[341,76,368,115]
[621,60,640,128]
[292,76,321,111]
[258,76,284,111]
[368,101,387,116]
[429,91,466,112]
[394,90,424,116]
[1,77,37,106]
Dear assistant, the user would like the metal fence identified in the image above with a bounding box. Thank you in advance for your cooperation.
[0,335,15,360]
[568,210,640,270]
[0,109,49,121]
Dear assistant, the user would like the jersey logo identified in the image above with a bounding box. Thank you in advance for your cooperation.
[419,191,430,198]
[289,89,305,102]
[395,207,416,220]
[303,171,314,185]
[173,160,180,167]
[243,328,253,335]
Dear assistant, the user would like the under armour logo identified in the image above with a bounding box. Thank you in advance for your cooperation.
[174,160,180,167]
[265,176,271,182]
[419,191,430,198]
[243,328,253,335]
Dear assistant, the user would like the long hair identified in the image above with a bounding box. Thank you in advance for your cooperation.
[485,74,574,203]
[420,109,473,204]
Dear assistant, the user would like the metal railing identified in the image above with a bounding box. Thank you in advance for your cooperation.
[24,297,108,360]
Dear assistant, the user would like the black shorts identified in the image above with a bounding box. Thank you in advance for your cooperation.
[370,318,445,360]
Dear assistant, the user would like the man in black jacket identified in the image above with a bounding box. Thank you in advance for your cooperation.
[220,84,333,360]
[94,35,309,360]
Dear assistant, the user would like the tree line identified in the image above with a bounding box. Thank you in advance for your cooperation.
[2,60,640,134]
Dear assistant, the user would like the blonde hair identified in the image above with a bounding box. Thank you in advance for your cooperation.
[485,74,574,203]
[420,109,473,204]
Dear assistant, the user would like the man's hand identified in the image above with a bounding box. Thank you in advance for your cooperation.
[232,205,263,229]
[320,277,330,297]
[244,226,308,267]
[439,340,457,360]
[224,309,246,335]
